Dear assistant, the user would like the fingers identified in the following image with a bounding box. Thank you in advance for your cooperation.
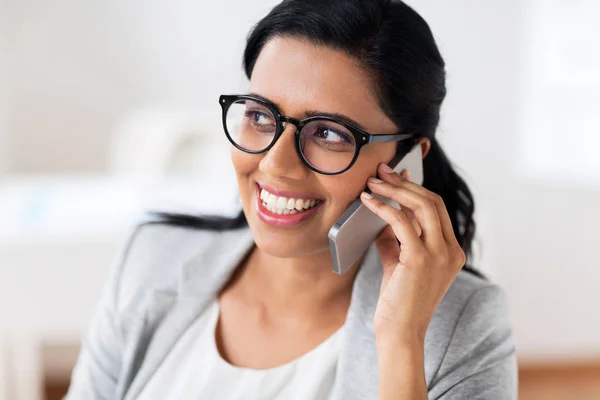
[374,226,400,274]
[360,191,425,254]
[366,176,445,249]
[376,163,456,245]
[405,208,423,238]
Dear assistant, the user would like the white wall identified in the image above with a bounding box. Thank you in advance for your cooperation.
[3,0,599,361]
[5,0,279,173]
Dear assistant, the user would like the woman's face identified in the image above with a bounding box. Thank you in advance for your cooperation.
[232,37,399,259]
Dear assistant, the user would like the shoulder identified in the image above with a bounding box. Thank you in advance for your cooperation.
[66,214,248,399]
[431,270,510,327]
[112,213,248,318]
[431,270,512,340]
[424,270,517,394]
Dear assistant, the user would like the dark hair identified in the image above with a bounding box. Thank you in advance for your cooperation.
[155,0,481,277]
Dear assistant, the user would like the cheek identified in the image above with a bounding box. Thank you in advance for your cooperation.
[231,148,261,208]
[231,147,259,177]
[322,145,396,214]
[320,168,373,213]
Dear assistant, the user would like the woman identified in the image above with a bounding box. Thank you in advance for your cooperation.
[67,0,517,399]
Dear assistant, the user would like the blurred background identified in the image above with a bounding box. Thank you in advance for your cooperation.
[0,0,599,399]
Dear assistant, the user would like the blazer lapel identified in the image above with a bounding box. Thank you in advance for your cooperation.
[116,289,176,399]
[123,227,254,400]
[333,244,383,400]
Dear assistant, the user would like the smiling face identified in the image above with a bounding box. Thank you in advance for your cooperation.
[232,36,399,259]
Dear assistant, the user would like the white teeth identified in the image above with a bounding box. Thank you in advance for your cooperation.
[267,193,277,209]
[260,187,320,215]
[276,196,288,209]
[286,198,296,210]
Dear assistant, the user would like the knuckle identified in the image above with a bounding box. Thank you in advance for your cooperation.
[459,248,467,265]
[373,200,387,212]
[370,198,380,207]
[393,210,409,224]
[431,193,444,206]
[452,246,467,268]
[454,242,466,257]
[423,197,437,209]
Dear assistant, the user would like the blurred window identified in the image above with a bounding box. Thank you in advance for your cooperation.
[518,0,600,185]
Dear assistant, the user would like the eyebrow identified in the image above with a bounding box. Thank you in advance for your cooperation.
[248,92,367,130]
[304,110,366,130]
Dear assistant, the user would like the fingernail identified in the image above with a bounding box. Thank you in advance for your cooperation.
[368,177,383,184]
[361,191,373,200]
[379,163,394,174]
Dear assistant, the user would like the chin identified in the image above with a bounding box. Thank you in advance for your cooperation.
[248,218,330,259]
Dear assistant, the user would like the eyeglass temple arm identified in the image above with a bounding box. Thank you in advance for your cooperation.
[367,133,415,144]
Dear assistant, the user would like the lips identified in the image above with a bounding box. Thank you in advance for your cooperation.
[254,183,324,227]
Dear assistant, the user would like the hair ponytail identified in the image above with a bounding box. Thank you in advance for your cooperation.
[423,138,480,275]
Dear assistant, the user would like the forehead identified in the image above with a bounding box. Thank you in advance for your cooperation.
[248,37,395,131]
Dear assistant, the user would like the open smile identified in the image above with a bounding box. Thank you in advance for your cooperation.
[255,183,324,227]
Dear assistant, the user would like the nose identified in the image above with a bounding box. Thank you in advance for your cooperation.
[258,123,310,180]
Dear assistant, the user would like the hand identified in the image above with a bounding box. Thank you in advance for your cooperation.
[361,163,467,345]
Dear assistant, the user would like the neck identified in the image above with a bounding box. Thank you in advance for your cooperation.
[236,245,361,320]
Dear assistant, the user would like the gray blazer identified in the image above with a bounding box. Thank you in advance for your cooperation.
[65,218,517,399]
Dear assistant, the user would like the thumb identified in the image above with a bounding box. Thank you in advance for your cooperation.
[375,225,400,273]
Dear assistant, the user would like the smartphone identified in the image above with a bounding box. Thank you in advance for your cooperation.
[328,143,424,274]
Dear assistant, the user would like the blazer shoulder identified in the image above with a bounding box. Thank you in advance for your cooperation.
[424,270,514,387]
[114,215,227,316]
[433,270,505,326]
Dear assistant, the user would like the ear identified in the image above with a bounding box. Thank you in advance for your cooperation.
[418,138,431,159]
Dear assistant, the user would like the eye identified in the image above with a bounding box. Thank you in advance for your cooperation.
[244,110,274,126]
[313,126,352,144]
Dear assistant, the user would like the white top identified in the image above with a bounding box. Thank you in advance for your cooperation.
[137,299,343,400]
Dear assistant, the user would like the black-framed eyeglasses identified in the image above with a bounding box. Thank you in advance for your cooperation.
[219,94,416,175]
